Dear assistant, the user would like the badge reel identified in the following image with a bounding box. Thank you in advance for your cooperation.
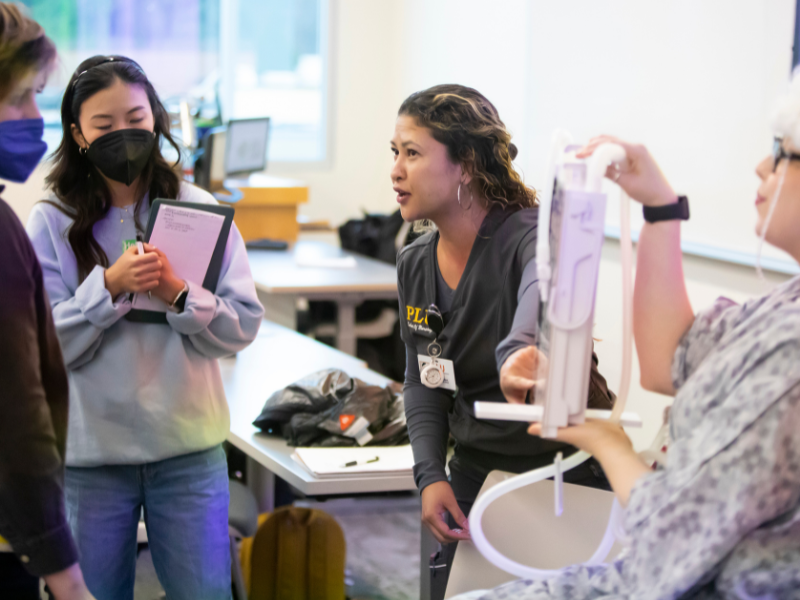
[420,305,447,389]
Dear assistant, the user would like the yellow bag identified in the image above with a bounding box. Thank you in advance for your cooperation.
[239,506,346,600]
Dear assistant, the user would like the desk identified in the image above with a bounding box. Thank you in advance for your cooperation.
[216,174,308,242]
[221,320,415,502]
[223,320,432,596]
[248,241,398,355]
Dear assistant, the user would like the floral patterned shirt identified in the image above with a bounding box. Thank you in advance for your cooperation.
[456,276,800,600]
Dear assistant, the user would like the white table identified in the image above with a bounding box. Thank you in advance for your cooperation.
[247,240,398,355]
[221,320,415,507]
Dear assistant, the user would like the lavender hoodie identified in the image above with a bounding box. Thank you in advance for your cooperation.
[26,183,264,466]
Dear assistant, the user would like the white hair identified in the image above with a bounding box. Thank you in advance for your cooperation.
[755,70,800,277]
[772,68,800,146]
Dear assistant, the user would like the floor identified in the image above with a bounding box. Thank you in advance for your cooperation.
[133,493,421,600]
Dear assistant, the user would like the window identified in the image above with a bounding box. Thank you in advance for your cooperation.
[794,0,800,68]
[20,0,329,163]
[20,0,220,155]
[221,0,329,162]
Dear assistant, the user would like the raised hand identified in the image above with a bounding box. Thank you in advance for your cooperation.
[577,135,677,208]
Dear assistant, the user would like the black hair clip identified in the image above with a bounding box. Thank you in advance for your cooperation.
[426,304,444,337]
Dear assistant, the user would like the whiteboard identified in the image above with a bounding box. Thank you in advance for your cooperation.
[521,0,798,273]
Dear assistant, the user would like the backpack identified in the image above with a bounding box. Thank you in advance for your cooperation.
[337,209,411,265]
[239,506,347,600]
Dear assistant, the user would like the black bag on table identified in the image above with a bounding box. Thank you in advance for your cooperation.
[338,209,407,266]
[252,369,408,447]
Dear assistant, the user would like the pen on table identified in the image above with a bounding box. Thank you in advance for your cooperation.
[135,234,151,300]
[341,456,379,468]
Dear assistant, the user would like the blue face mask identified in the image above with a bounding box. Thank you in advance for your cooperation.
[0,118,47,183]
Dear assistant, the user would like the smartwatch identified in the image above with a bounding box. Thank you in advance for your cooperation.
[643,195,690,223]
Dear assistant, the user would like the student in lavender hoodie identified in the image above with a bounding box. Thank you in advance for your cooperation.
[26,55,264,600]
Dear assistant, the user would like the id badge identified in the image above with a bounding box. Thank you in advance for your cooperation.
[418,355,457,391]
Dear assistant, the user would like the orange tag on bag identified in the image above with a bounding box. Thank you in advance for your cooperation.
[339,414,356,431]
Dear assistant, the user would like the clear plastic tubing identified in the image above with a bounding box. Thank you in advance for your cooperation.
[468,142,633,579]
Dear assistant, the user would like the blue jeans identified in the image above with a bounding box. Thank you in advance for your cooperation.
[65,445,231,600]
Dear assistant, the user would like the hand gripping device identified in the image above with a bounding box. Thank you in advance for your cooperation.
[470,130,636,579]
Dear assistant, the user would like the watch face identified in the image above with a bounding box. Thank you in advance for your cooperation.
[421,364,443,388]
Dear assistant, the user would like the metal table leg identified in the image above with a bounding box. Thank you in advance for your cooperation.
[246,456,275,513]
[420,522,437,600]
[336,299,358,355]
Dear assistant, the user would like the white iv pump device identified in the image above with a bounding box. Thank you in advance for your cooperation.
[470,130,636,579]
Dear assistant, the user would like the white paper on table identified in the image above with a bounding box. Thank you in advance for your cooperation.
[132,205,225,312]
[292,445,414,478]
[294,254,357,269]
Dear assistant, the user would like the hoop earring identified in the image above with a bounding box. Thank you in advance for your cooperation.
[457,183,462,207]
[79,146,87,156]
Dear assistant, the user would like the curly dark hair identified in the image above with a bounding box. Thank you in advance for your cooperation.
[45,55,182,281]
[398,84,536,211]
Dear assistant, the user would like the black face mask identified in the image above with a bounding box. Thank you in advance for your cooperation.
[85,128,155,186]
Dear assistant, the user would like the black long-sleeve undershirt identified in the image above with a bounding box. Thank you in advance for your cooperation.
[0,195,78,575]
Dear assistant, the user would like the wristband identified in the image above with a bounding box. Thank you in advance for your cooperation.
[168,282,189,312]
[643,195,690,223]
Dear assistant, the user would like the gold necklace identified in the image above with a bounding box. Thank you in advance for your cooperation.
[119,204,133,224]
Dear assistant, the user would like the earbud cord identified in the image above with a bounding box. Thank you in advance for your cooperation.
[755,162,787,280]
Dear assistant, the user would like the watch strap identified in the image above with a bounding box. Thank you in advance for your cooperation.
[174,289,189,313]
[643,195,690,223]
[168,282,189,310]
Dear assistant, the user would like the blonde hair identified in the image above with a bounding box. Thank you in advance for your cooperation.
[0,2,55,103]
[398,84,537,211]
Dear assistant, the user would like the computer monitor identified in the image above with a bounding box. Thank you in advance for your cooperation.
[193,126,224,191]
[224,117,270,178]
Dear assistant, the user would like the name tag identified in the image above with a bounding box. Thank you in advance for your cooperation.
[417,355,457,391]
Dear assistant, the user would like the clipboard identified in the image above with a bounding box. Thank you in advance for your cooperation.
[125,199,235,324]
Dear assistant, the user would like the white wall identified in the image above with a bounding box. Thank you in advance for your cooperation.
[522,0,796,268]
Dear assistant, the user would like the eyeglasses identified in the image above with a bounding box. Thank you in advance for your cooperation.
[772,137,800,173]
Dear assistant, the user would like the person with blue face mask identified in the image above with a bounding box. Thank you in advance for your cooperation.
[0,4,96,600]
[26,54,264,600]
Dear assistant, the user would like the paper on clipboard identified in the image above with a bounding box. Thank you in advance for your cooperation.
[132,204,225,311]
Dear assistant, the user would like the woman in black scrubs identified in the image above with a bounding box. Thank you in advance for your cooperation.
[391,84,614,599]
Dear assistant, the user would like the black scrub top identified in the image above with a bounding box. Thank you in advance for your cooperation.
[398,205,573,491]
